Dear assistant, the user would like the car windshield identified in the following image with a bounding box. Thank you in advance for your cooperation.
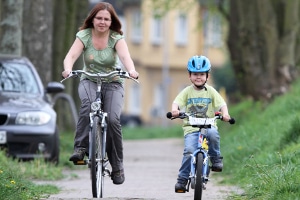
[0,61,40,94]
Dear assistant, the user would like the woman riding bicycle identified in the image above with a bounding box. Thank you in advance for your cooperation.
[61,2,138,185]
[170,55,231,192]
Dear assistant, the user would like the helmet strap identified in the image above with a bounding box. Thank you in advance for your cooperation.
[194,83,207,90]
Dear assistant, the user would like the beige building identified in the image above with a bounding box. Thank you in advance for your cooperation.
[120,0,227,126]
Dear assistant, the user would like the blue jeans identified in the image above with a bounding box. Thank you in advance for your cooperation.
[177,126,221,182]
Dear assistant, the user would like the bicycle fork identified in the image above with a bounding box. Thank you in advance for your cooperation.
[189,149,210,188]
[188,131,210,191]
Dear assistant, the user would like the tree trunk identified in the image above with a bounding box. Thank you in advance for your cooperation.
[52,0,89,131]
[22,0,53,84]
[0,0,23,55]
[227,0,299,101]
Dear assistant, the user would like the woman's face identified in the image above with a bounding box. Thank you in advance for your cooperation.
[93,10,112,33]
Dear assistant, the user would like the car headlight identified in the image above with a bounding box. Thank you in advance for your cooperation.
[16,111,51,125]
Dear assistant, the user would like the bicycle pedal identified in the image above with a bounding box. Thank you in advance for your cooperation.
[73,160,87,165]
[211,167,222,172]
[175,189,186,193]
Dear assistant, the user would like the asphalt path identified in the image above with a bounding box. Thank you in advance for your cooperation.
[41,138,241,200]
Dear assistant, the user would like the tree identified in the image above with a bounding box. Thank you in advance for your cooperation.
[52,0,89,131]
[0,0,23,56]
[225,0,300,101]
[22,0,53,84]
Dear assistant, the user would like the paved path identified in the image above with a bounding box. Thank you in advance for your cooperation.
[41,138,240,200]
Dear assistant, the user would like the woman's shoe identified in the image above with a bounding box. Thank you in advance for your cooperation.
[111,169,125,185]
[69,148,86,161]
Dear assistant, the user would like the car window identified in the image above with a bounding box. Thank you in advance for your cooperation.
[0,61,40,94]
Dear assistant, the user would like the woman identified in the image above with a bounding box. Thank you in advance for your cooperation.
[62,2,139,185]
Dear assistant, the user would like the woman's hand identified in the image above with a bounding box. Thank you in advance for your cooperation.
[62,69,71,78]
[129,70,139,79]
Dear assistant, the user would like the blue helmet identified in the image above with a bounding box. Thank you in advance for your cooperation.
[187,55,211,73]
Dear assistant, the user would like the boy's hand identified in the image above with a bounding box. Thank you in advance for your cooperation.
[222,114,231,122]
[171,110,180,117]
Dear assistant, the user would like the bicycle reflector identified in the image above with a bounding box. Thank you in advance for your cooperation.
[91,102,101,111]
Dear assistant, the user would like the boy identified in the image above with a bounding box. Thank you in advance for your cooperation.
[170,55,231,192]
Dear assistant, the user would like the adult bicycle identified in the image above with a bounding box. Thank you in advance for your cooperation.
[166,112,235,200]
[61,68,138,198]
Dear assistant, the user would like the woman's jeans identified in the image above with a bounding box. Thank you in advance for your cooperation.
[177,126,220,182]
[74,79,125,172]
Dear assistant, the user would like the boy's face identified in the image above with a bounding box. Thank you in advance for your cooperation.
[189,72,209,87]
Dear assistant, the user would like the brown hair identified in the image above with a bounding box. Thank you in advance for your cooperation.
[79,2,123,35]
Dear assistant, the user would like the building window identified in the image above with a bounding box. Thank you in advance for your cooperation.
[203,10,223,48]
[128,84,141,114]
[175,13,188,46]
[130,9,142,44]
[150,84,164,117]
[150,15,163,45]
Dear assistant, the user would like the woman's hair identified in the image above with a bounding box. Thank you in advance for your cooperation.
[79,2,123,35]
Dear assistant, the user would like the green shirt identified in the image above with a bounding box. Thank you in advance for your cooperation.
[76,28,124,83]
[173,84,226,135]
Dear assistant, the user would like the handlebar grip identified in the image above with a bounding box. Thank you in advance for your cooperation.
[229,118,235,124]
[166,112,186,119]
[166,112,172,119]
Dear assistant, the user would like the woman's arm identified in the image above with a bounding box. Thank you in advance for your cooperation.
[115,38,139,78]
[62,38,84,78]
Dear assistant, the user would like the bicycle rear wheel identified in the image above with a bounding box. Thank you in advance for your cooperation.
[194,153,204,200]
[90,115,104,198]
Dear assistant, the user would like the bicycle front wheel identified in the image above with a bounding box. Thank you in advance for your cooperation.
[194,153,204,200]
[90,115,104,198]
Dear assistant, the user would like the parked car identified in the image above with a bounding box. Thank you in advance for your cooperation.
[0,54,64,164]
[120,113,143,127]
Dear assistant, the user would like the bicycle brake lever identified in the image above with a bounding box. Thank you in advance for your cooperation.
[60,72,78,83]
[123,73,139,83]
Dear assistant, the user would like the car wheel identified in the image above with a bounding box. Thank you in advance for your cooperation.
[126,119,140,128]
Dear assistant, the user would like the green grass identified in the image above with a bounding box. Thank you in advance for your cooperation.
[2,79,300,199]
[218,79,300,199]
[0,152,59,200]
[123,124,183,139]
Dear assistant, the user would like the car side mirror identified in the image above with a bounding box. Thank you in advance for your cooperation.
[46,82,65,93]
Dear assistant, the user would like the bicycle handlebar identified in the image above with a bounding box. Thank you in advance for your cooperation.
[166,112,235,125]
[60,68,139,84]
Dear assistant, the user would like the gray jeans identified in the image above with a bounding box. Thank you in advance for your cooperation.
[74,79,125,172]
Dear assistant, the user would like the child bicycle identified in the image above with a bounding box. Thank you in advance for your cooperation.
[166,112,235,200]
[61,68,138,198]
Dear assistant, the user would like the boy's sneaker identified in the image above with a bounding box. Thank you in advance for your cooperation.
[69,148,86,162]
[211,156,223,172]
[111,169,125,185]
[175,180,188,193]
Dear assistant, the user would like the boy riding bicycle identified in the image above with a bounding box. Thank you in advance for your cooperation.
[170,55,231,192]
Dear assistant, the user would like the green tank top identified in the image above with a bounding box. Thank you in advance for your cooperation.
[76,28,124,83]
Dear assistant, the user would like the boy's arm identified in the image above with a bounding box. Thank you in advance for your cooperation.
[220,105,231,122]
[171,103,180,117]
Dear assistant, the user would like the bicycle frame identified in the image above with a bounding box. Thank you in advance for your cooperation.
[189,130,210,191]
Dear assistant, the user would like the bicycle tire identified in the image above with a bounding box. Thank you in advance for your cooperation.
[90,115,104,198]
[194,153,204,200]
